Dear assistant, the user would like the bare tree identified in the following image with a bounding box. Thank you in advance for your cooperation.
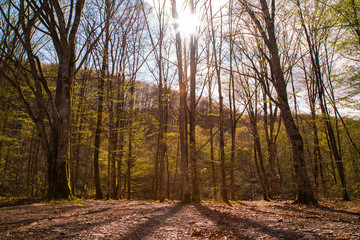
[296,0,350,200]
[0,0,101,199]
[237,0,316,204]
[170,0,191,202]
[209,0,228,203]
[189,0,200,203]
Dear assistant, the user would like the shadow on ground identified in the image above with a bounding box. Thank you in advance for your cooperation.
[195,203,305,240]
[120,203,185,240]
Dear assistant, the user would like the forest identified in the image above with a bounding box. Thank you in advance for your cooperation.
[0,0,359,206]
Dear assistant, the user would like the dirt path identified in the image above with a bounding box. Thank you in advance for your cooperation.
[0,199,359,239]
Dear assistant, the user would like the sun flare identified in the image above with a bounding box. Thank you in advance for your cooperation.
[176,8,199,37]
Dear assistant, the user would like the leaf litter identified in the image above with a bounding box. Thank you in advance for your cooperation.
[0,199,359,239]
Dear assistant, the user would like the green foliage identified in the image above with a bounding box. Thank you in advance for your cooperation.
[335,66,360,107]
[331,0,360,54]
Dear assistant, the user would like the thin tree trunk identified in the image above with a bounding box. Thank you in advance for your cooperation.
[93,16,109,199]
[93,72,105,200]
[157,31,166,202]
[263,89,280,199]
[248,93,269,200]
[189,0,200,203]
[171,0,190,202]
[127,82,135,200]
[115,73,126,199]
[228,0,236,200]
[240,0,316,204]
[72,70,88,197]
[208,77,217,201]
[209,0,228,203]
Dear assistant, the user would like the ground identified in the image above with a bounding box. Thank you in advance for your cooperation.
[0,199,359,239]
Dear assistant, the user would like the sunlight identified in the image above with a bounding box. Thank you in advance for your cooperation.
[176,7,199,38]
[144,0,228,38]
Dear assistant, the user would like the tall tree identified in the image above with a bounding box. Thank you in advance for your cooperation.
[209,0,228,203]
[71,63,90,197]
[228,0,237,200]
[206,47,217,200]
[171,0,191,202]
[143,0,170,202]
[189,0,200,203]
[92,0,113,200]
[296,0,350,200]
[125,4,147,200]
[0,0,99,199]
[237,0,317,204]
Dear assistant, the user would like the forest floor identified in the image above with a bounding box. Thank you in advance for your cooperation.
[0,199,359,240]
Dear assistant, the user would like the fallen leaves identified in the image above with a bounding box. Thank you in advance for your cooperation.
[0,199,359,239]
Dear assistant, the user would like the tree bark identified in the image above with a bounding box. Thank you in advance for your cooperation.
[209,0,228,203]
[208,69,217,201]
[171,0,190,202]
[296,0,349,200]
[93,67,105,200]
[0,0,89,200]
[240,0,316,204]
[228,0,236,200]
[189,0,200,203]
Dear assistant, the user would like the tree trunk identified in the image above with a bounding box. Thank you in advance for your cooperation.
[263,92,279,198]
[248,93,269,200]
[228,0,236,200]
[171,0,190,203]
[127,82,135,200]
[241,0,316,204]
[115,73,126,199]
[267,16,314,205]
[189,0,200,202]
[72,68,88,197]
[0,0,88,200]
[157,32,166,203]
[208,76,217,201]
[209,0,228,203]
[279,99,315,204]
[93,71,105,200]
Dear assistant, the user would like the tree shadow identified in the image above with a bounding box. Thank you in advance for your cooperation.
[9,206,115,239]
[13,214,114,239]
[274,204,323,217]
[237,201,250,207]
[246,206,281,216]
[0,205,87,229]
[317,205,360,217]
[1,201,180,239]
[0,198,43,208]
[194,204,305,240]
[79,207,112,216]
[120,203,185,240]
[274,203,360,219]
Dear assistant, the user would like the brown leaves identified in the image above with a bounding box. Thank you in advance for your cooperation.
[0,199,359,239]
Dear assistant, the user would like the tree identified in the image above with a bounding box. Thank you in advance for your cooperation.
[70,63,90,197]
[189,0,200,203]
[171,0,191,202]
[237,0,317,204]
[209,0,228,203]
[92,0,111,200]
[0,0,100,199]
[296,0,350,200]
[228,0,237,200]
[245,81,270,201]
[107,0,139,199]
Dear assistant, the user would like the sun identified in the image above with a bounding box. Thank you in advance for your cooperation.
[176,7,199,38]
